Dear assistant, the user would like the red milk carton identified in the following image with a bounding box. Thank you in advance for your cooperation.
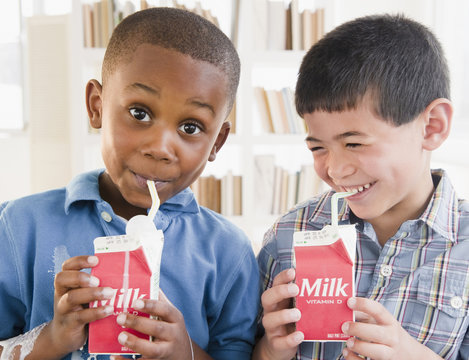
[89,215,164,354]
[293,224,356,341]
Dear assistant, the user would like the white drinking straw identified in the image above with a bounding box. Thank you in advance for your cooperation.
[331,191,354,229]
[147,180,160,220]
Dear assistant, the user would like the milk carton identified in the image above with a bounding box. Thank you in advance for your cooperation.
[89,181,164,354]
[293,192,356,341]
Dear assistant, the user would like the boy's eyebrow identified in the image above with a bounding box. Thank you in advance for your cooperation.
[305,131,366,142]
[127,82,160,95]
[186,98,215,116]
[125,83,215,116]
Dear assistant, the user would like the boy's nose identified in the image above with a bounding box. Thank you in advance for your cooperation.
[326,152,355,181]
[141,129,177,162]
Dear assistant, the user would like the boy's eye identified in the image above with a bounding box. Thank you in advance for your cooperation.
[130,108,150,122]
[346,143,361,148]
[179,122,201,135]
[310,146,323,152]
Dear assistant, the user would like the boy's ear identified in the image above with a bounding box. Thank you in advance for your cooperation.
[421,98,453,151]
[86,79,103,129]
[208,121,231,162]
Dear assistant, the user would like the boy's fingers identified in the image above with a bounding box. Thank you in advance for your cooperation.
[272,268,296,287]
[344,336,392,360]
[342,321,388,345]
[54,270,100,296]
[117,313,173,342]
[57,303,114,325]
[61,255,99,271]
[56,287,114,312]
[117,331,171,358]
[352,310,375,324]
[261,283,299,313]
[262,308,301,332]
[347,297,394,325]
[131,297,183,324]
[342,346,365,360]
[267,331,304,352]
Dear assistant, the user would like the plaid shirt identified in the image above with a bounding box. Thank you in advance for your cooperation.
[257,170,469,360]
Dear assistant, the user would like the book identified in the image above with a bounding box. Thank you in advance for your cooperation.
[254,87,274,133]
[280,168,290,213]
[285,5,292,50]
[82,3,94,48]
[271,165,284,214]
[230,0,241,47]
[280,87,296,133]
[267,0,286,50]
[92,1,102,48]
[101,0,110,48]
[297,164,313,204]
[221,171,234,216]
[290,0,302,50]
[254,154,276,215]
[253,87,274,133]
[265,89,286,134]
[192,173,243,215]
[233,175,242,216]
[302,8,315,50]
[275,89,291,134]
[284,87,306,134]
[316,8,325,43]
[287,171,298,211]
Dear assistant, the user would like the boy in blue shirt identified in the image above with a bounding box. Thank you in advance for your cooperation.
[253,14,469,360]
[0,7,259,360]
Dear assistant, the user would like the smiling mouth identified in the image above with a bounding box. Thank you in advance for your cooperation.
[342,182,375,194]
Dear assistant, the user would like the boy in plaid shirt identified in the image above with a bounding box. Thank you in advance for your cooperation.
[253,14,469,360]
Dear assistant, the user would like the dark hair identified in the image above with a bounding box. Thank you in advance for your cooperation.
[102,7,240,110]
[295,14,450,125]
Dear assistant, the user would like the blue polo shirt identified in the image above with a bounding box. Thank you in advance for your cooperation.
[0,169,260,359]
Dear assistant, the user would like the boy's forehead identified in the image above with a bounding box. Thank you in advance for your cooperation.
[105,44,230,118]
[107,44,228,85]
[304,102,401,137]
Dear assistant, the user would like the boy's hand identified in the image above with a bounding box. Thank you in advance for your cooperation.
[253,268,303,360]
[111,290,196,360]
[341,297,443,360]
[48,255,114,355]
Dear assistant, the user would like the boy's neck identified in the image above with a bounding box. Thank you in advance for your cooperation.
[370,173,435,247]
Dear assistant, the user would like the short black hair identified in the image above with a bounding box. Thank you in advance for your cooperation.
[102,7,240,111]
[295,14,450,126]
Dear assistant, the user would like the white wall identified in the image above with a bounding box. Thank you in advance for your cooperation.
[0,133,31,201]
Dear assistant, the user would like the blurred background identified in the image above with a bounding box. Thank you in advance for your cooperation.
[1,0,468,246]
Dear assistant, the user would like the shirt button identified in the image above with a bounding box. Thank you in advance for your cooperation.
[380,264,393,277]
[101,211,112,222]
[450,296,463,309]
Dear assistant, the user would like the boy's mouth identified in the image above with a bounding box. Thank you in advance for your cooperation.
[133,172,168,190]
[342,181,375,195]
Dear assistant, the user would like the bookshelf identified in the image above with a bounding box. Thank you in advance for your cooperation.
[68,0,328,248]
[69,0,467,249]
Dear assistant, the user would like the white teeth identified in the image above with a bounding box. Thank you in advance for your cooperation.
[345,182,372,194]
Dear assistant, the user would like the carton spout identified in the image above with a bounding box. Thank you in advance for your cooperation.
[126,215,164,274]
